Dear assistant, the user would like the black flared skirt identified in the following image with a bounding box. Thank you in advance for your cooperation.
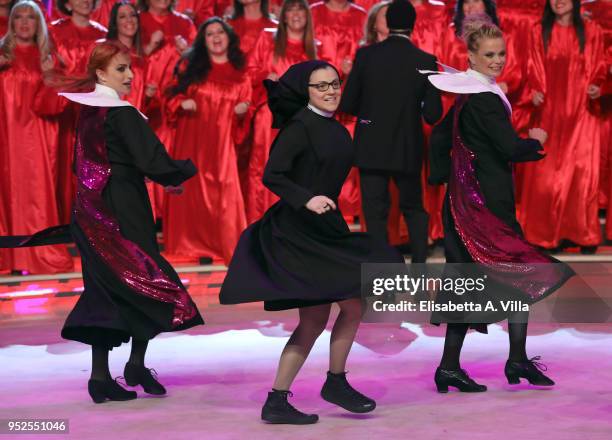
[220,201,404,311]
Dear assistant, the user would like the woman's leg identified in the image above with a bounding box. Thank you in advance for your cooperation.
[88,345,137,403]
[263,304,330,424]
[128,339,148,366]
[435,323,486,393]
[125,338,166,395]
[322,299,376,413]
[91,345,112,381]
[504,310,554,386]
[439,323,469,370]
[272,303,331,390]
[329,298,362,374]
[507,311,529,362]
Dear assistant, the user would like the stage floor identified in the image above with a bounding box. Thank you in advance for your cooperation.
[1,265,612,440]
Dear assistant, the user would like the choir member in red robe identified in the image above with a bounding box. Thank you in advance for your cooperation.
[174,0,214,26]
[517,0,606,251]
[410,0,448,55]
[228,0,276,54]
[360,0,388,45]
[137,0,196,215]
[0,1,73,273]
[245,0,316,223]
[583,0,612,239]
[164,18,251,263]
[311,0,366,218]
[92,0,126,27]
[50,0,107,223]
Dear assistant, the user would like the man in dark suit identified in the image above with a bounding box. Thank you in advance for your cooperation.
[339,0,442,262]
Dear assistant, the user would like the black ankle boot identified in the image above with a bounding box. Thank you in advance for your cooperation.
[87,378,137,404]
[434,367,487,393]
[124,363,166,395]
[320,371,376,413]
[261,390,318,424]
[505,356,555,386]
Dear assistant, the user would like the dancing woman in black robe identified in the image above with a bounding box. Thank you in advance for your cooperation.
[220,61,404,424]
[0,42,204,403]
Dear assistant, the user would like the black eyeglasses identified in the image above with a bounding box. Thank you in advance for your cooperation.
[308,80,342,92]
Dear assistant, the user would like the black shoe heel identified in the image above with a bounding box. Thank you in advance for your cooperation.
[505,372,520,385]
[435,383,449,393]
[124,363,166,395]
[504,356,555,386]
[87,379,137,404]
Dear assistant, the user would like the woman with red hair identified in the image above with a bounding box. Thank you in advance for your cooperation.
[0,0,73,274]
[57,40,203,403]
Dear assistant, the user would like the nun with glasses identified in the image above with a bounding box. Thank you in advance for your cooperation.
[220,60,403,425]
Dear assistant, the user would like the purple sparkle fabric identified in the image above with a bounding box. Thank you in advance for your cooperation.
[73,107,197,327]
[448,95,571,301]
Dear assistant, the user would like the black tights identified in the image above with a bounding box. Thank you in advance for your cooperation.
[90,339,149,381]
[439,312,529,370]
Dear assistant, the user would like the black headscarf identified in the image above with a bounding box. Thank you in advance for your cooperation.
[264,60,339,129]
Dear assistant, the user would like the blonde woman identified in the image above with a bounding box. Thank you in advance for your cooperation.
[0,0,73,274]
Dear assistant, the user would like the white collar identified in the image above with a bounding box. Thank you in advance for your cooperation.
[418,62,512,114]
[59,83,148,119]
[307,104,334,118]
[389,33,411,41]
[94,83,121,99]
[466,68,497,86]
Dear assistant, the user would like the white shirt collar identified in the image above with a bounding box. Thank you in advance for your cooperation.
[94,82,121,99]
[466,68,497,86]
[307,103,334,118]
[59,83,148,119]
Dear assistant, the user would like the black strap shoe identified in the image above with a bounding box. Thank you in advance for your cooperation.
[88,378,137,404]
[124,363,167,395]
[320,371,376,413]
[261,390,319,424]
[434,367,487,393]
[505,356,555,386]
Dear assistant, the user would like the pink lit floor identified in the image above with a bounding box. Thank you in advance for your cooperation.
[1,268,612,440]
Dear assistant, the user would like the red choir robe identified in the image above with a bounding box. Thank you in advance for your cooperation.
[583,0,612,238]
[245,29,312,223]
[164,61,251,263]
[0,45,73,274]
[91,0,132,28]
[175,0,215,26]
[516,20,606,248]
[311,1,367,219]
[0,16,7,37]
[229,15,277,54]
[140,10,196,216]
[50,18,107,223]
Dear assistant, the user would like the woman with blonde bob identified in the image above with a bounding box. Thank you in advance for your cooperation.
[427,18,573,393]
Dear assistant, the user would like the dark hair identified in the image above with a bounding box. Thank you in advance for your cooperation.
[453,0,499,36]
[231,0,271,20]
[106,1,143,56]
[274,0,316,61]
[136,0,176,12]
[56,0,100,16]
[169,17,245,96]
[542,0,585,53]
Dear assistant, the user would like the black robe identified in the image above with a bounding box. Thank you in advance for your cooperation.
[429,93,572,331]
[62,106,204,349]
[219,107,403,310]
